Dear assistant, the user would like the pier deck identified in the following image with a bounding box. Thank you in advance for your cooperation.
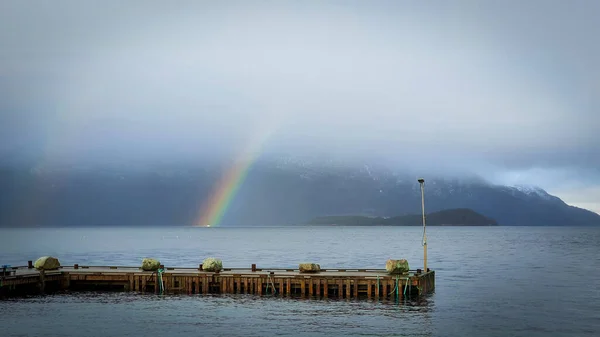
[1,264,434,300]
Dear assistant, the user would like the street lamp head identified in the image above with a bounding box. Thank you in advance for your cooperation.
[418,178,425,184]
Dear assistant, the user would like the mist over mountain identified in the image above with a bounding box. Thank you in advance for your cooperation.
[2,1,600,218]
[1,157,598,227]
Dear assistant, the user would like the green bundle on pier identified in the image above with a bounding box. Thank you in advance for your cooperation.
[34,256,61,270]
[141,258,161,271]
[202,257,223,272]
[385,259,409,274]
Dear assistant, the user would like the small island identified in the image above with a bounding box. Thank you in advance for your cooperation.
[306,208,498,226]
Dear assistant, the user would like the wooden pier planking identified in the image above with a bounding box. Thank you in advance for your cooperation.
[1,265,434,300]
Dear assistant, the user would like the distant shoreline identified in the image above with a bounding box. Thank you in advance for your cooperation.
[302,223,497,226]
[305,208,499,226]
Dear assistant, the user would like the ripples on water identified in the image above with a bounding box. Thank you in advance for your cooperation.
[1,226,599,337]
[2,293,433,337]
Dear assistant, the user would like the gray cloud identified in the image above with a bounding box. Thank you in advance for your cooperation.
[1,0,599,210]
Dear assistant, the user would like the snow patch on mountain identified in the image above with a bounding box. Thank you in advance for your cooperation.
[508,184,556,201]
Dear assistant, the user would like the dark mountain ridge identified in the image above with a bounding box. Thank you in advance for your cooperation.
[0,159,598,227]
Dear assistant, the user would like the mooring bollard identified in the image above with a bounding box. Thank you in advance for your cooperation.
[416,269,422,274]
[198,264,203,271]
[74,264,79,269]
[28,260,33,269]
[251,264,256,272]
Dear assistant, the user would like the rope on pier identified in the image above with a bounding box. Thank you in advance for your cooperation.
[395,276,399,302]
[403,278,409,296]
[157,268,165,294]
[270,276,276,294]
[388,275,400,301]
[265,274,276,295]
[376,276,379,296]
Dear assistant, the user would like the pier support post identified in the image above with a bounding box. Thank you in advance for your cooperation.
[203,275,209,294]
[346,279,351,298]
[61,274,71,290]
[257,277,262,295]
[38,270,46,294]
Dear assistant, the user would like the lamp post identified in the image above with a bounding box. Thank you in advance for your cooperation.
[418,178,427,273]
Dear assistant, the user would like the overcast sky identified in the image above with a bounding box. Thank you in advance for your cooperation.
[1,0,599,213]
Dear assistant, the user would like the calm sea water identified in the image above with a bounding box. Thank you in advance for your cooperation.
[1,226,599,337]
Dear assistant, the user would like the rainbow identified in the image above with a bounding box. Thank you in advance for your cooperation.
[195,122,278,227]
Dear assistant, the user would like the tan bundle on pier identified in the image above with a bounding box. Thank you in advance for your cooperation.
[141,258,161,271]
[385,259,409,274]
[34,256,61,270]
[299,263,321,273]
